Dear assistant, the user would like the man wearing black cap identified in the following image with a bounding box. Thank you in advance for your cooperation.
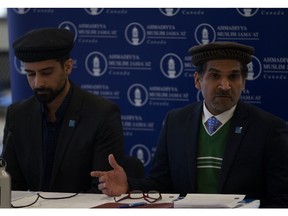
[91,41,288,207]
[1,28,124,193]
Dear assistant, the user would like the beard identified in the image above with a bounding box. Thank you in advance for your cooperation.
[34,81,67,104]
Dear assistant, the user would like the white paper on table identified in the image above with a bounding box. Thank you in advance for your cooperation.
[12,191,37,201]
[173,193,245,208]
[12,191,115,208]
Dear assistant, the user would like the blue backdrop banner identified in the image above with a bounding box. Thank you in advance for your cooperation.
[7,8,288,173]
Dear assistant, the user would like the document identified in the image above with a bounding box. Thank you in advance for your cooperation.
[173,194,246,208]
[12,191,115,208]
[12,191,37,201]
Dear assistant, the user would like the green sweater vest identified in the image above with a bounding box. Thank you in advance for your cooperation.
[196,120,231,193]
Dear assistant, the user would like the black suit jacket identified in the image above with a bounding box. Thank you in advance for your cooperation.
[2,84,124,193]
[128,101,288,207]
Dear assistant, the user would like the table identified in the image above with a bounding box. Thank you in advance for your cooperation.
[11,191,259,208]
[11,191,179,208]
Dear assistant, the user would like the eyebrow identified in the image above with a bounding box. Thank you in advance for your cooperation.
[207,68,220,73]
[207,67,241,73]
[25,66,54,73]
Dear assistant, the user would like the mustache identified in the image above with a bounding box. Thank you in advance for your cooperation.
[214,91,231,97]
[34,88,51,93]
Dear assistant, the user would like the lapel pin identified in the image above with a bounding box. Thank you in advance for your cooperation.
[235,126,243,134]
[68,120,76,128]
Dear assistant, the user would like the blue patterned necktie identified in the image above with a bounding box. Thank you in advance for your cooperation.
[205,116,222,134]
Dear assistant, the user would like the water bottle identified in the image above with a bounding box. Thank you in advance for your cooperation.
[0,158,11,208]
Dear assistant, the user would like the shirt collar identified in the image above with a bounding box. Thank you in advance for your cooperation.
[202,101,236,125]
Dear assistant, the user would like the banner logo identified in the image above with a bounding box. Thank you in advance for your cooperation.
[127,83,148,107]
[129,144,152,167]
[14,57,26,75]
[246,55,262,81]
[160,53,183,79]
[84,8,104,15]
[194,23,216,45]
[58,21,78,41]
[159,8,180,16]
[13,8,30,14]
[85,51,108,77]
[236,8,259,17]
[125,22,146,46]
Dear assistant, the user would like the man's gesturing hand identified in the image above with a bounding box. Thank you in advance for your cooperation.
[91,154,129,196]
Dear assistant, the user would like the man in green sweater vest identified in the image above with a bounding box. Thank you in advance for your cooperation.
[91,41,288,207]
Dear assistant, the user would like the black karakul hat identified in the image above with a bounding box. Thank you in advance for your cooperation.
[189,41,254,66]
[13,27,74,62]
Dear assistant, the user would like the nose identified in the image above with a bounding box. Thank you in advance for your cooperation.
[34,75,45,88]
[219,78,231,90]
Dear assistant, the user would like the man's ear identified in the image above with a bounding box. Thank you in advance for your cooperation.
[194,72,201,90]
[64,59,73,74]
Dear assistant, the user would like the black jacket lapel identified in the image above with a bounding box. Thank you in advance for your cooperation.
[50,85,83,185]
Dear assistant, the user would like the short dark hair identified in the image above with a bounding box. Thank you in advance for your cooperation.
[55,55,70,69]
